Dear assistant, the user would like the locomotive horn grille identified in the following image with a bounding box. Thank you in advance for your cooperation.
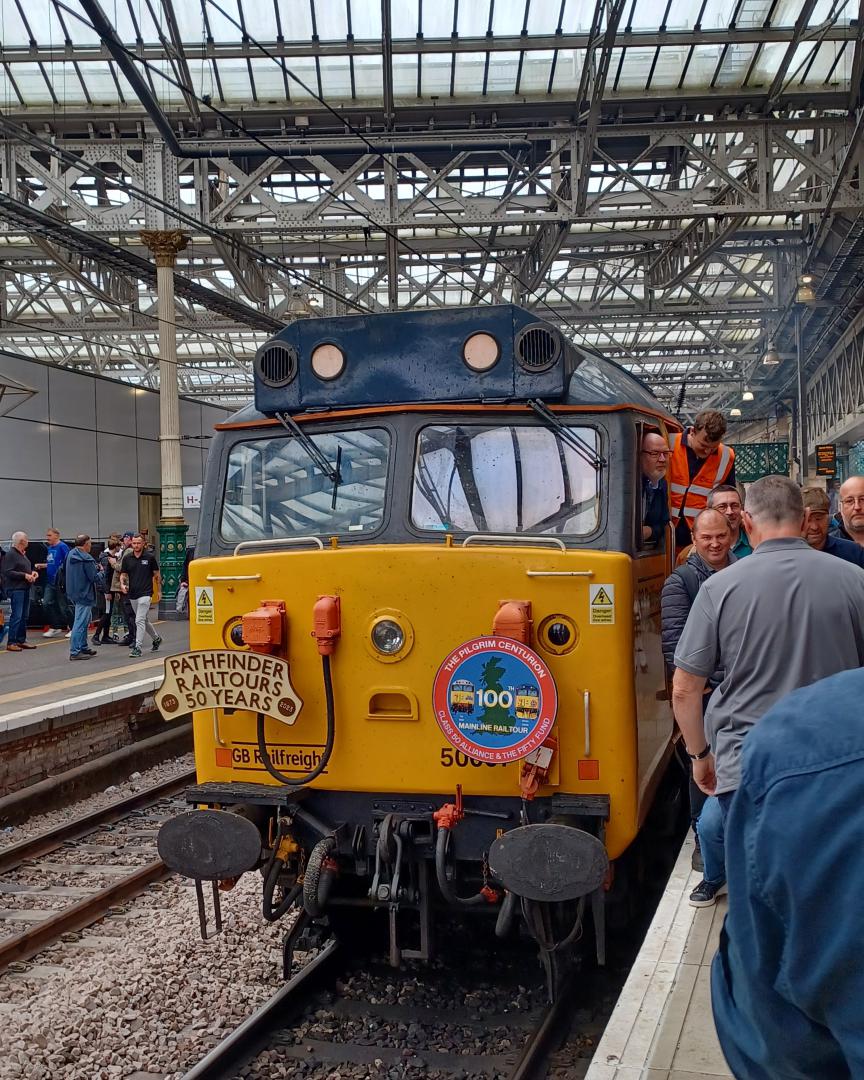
[256,343,299,387]
[515,325,561,373]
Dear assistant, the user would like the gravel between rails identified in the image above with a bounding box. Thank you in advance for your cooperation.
[0,755,196,851]
[0,873,290,1080]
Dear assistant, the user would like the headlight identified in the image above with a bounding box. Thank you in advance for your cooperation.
[371,618,405,655]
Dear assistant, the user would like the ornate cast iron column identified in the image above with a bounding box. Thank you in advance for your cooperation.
[140,228,190,619]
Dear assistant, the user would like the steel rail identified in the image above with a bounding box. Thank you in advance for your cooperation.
[0,768,197,875]
[0,858,171,972]
[508,974,579,1080]
[181,938,344,1080]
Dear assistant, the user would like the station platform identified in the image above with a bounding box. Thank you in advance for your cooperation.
[587,836,732,1080]
[0,621,190,802]
[0,620,188,733]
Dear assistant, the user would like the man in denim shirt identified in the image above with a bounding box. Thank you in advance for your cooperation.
[712,667,864,1078]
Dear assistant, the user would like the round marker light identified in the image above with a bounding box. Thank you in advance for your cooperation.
[311,343,345,380]
[463,332,500,372]
[230,624,245,647]
[371,618,405,655]
[547,622,571,646]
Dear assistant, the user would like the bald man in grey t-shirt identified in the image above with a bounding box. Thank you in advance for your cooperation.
[673,475,864,806]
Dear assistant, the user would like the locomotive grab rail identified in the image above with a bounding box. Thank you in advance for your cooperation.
[525,570,594,577]
[206,574,262,581]
[233,537,325,556]
[462,534,566,551]
[584,690,591,756]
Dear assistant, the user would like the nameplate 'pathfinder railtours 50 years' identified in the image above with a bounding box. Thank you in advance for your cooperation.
[156,650,303,725]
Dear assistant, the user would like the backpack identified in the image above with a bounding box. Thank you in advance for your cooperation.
[94,550,111,593]
[55,557,67,594]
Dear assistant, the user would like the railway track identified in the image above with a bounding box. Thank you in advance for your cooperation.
[0,767,196,972]
[180,927,608,1080]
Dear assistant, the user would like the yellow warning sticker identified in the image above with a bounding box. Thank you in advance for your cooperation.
[589,583,615,625]
[195,585,214,624]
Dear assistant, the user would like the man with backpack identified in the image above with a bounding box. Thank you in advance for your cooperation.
[661,508,735,891]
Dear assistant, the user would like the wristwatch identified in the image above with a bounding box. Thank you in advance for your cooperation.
[686,744,711,761]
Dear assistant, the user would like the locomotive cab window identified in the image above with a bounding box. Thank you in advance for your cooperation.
[411,422,600,536]
[220,428,391,543]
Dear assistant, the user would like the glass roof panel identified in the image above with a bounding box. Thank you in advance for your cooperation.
[352,54,384,101]
[239,2,280,43]
[422,0,456,37]
[349,1,382,39]
[393,52,420,97]
[315,0,350,39]
[457,0,492,37]
[519,50,555,93]
[550,50,584,92]
[714,44,759,88]
[491,0,532,35]
[271,0,313,42]
[392,0,420,37]
[421,52,454,95]
[807,40,850,84]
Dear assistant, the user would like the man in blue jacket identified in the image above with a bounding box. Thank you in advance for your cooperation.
[34,527,71,637]
[641,430,670,545]
[712,667,864,1079]
[65,535,98,661]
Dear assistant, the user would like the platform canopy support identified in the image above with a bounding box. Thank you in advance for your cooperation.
[140,227,190,620]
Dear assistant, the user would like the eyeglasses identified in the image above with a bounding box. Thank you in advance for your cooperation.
[841,496,864,507]
[710,502,741,512]
[642,450,670,458]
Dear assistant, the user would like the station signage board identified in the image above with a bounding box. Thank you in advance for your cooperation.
[816,444,837,477]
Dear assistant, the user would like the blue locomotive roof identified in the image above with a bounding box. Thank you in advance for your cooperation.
[249,304,669,419]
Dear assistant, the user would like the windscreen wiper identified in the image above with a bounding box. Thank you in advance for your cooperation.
[275,411,343,494]
[527,399,606,471]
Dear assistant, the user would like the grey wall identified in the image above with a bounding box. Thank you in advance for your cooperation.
[0,353,232,543]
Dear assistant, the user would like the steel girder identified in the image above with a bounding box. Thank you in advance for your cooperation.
[2,120,860,235]
[805,306,864,449]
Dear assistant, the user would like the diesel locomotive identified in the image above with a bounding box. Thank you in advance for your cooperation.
[156,304,679,994]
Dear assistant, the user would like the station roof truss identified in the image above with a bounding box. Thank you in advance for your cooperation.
[0,0,861,425]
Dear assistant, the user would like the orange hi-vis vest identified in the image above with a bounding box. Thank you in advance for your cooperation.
[668,433,735,531]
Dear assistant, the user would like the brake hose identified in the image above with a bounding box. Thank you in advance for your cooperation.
[434,827,486,908]
[256,654,336,786]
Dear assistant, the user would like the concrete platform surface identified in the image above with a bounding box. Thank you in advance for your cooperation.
[0,620,188,727]
[587,836,732,1080]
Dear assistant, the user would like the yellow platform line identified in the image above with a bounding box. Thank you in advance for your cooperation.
[0,655,166,707]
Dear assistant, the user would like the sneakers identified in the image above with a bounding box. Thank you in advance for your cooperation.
[689,879,728,908]
[70,651,94,661]
[691,843,704,874]
[151,635,163,652]
[64,631,72,639]
[129,646,142,658]
[43,628,64,638]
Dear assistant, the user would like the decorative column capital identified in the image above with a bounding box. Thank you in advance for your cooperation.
[140,229,190,268]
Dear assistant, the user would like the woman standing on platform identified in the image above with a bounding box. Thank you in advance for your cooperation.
[92,533,122,645]
[2,532,38,652]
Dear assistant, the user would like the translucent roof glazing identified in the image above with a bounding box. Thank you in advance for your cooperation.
[0,0,855,110]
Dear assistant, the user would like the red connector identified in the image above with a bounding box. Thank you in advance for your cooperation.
[433,783,465,830]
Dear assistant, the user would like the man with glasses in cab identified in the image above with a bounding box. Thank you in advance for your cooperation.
[641,430,670,545]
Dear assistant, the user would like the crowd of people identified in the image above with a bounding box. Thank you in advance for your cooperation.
[643,412,864,1076]
[0,529,162,660]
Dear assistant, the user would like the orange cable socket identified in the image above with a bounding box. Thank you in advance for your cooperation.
[312,595,341,655]
[493,600,532,643]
